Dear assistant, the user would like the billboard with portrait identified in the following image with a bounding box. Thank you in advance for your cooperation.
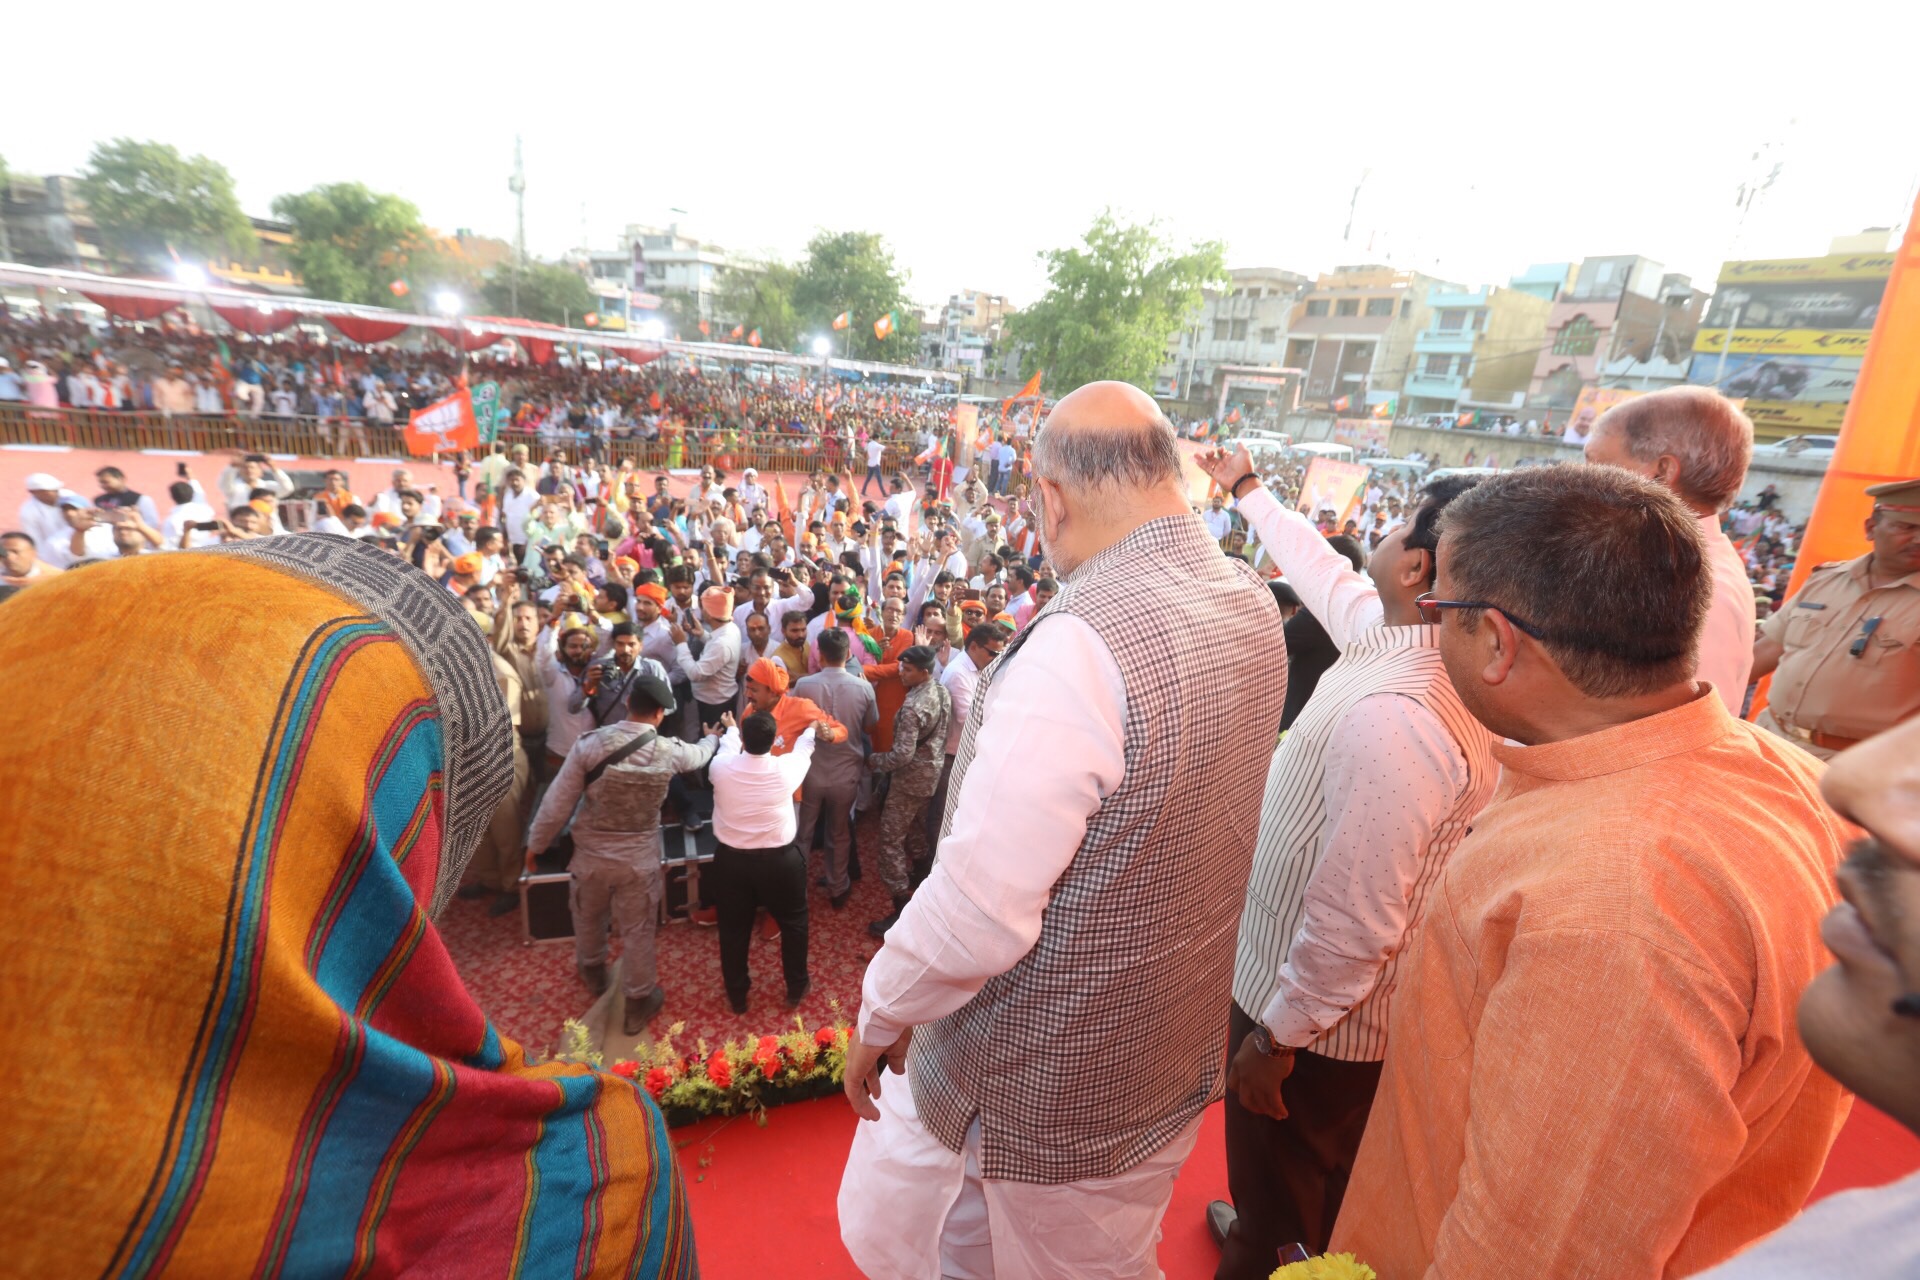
[1294,458,1371,528]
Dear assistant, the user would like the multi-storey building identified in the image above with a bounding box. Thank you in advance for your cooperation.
[1281,265,1458,411]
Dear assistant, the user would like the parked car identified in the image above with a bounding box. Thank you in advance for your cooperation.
[1422,466,1503,485]
[1367,458,1430,481]
[1753,434,1839,458]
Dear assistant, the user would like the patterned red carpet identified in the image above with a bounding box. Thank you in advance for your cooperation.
[441,815,891,1055]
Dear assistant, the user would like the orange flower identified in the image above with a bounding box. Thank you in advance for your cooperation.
[757,1035,780,1056]
[609,1060,639,1079]
[756,1053,781,1081]
[643,1067,673,1099]
[814,1027,838,1049]
[706,1051,732,1090]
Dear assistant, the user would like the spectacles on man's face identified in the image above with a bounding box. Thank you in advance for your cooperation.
[1413,591,1551,641]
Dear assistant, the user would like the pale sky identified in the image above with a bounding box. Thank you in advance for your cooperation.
[9,0,1918,311]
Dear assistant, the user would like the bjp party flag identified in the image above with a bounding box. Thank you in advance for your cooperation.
[748,329,762,347]
[832,312,851,331]
[873,312,895,340]
[403,389,480,456]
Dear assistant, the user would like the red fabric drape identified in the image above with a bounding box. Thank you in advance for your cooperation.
[81,292,178,322]
[211,304,300,336]
[327,315,412,345]
[613,347,665,366]
[522,338,555,365]
[432,326,499,355]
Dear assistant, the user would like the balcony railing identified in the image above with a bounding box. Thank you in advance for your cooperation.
[0,405,917,476]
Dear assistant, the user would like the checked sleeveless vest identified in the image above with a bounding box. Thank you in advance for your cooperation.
[909,514,1286,1182]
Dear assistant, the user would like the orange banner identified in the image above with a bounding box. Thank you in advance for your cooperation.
[403,390,480,456]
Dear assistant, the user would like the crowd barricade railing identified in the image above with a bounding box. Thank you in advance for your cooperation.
[0,405,928,479]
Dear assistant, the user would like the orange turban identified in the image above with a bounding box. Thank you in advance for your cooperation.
[959,599,988,618]
[371,512,402,529]
[634,582,669,605]
[614,555,641,574]
[451,552,483,576]
[746,657,789,695]
[700,585,734,616]
[249,498,274,516]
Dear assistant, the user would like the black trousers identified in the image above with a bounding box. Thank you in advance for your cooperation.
[712,841,810,1003]
[1217,1002,1383,1278]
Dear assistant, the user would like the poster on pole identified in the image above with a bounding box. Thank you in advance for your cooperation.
[469,380,507,444]
[1295,458,1371,528]
[403,390,480,456]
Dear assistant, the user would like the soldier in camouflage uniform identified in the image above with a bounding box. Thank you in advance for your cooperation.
[526,671,724,1035]
[864,645,951,938]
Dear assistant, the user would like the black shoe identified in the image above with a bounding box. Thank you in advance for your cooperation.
[487,892,519,917]
[829,889,851,911]
[815,876,831,889]
[785,981,811,1010]
[727,994,748,1015]
[578,963,609,997]
[456,883,490,900]
[1206,1200,1236,1250]
[868,899,908,939]
[623,987,667,1037]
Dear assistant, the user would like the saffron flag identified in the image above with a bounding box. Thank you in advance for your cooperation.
[730,324,744,340]
[1226,407,1242,424]
[873,313,895,340]
[1371,396,1397,420]
[402,390,479,457]
[1331,395,1352,412]
[748,329,762,347]
[1001,369,1042,416]
[698,320,711,337]
[832,312,850,331]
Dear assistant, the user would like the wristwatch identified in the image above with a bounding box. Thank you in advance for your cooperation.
[1248,1024,1292,1058]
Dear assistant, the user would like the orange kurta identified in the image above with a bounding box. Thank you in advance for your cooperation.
[1332,691,1854,1279]
[862,627,914,753]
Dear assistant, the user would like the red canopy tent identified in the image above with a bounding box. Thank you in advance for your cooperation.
[211,303,300,336]
[80,292,179,323]
[326,315,412,345]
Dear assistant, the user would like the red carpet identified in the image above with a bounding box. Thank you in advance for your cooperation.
[666,1095,1918,1278]
[442,822,1920,1277]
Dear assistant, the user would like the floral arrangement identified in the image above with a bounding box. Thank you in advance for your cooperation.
[1270,1254,1376,1280]
[549,1005,853,1128]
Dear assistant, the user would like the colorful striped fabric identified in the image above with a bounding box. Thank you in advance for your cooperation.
[0,539,696,1278]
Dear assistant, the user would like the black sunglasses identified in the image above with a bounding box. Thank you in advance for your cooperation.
[1413,591,1551,641]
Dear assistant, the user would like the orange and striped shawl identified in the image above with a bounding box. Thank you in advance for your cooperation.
[0,536,696,1278]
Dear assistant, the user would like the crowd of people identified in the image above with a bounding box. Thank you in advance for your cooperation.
[0,309,1002,465]
[4,374,1918,1279]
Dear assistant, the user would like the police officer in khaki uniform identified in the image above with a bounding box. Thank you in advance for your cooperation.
[1752,477,1920,758]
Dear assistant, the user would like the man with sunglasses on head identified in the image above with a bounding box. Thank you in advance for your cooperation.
[1750,476,1920,759]
[1333,465,1853,1279]
[1195,443,1498,1274]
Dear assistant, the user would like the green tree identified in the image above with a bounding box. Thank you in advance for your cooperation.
[715,260,802,351]
[78,138,254,268]
[1008,212,1226,391]
[793,230,917,361]
[481,260,595,325]
[272,182,427,305]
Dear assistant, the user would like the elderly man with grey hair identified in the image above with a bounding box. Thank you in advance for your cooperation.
[838,381,1286,1277]
[1584,385,1757,713]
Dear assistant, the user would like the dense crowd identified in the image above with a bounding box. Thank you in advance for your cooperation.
[0,309,999,460]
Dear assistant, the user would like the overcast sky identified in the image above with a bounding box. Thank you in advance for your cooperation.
[9,1,1917,310]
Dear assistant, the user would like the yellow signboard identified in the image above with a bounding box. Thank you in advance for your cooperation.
[1718,253,1895,284]
[1692,329,1875,357]
[1742,400,1849,434]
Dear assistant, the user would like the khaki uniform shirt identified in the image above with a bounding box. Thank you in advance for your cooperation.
[868,679,950,797]
[1761,553,1920,743]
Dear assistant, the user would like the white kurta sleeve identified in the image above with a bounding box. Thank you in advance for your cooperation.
[858,615,1127,1046]
[1236,486,1383,647]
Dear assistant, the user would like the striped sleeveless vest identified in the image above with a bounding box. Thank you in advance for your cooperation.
[909,514,1286,1183]
[1230,623,1495,1061]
